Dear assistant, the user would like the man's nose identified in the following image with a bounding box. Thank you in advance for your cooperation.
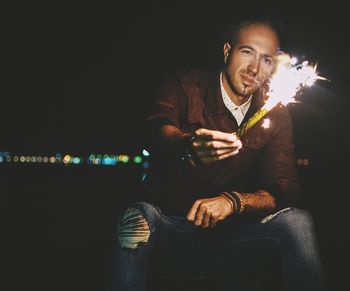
[247,57,260,75]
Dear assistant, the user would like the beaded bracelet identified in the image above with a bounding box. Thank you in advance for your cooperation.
[230,191,245,215]
[221,191,245,215]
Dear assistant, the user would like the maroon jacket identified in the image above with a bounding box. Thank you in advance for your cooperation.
[143,70,300,216]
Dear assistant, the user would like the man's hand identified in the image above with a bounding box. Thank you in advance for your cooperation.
[191,128,242,165]
[186,196,233,228]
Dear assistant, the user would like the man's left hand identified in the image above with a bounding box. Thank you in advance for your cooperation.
[186,196,233,228]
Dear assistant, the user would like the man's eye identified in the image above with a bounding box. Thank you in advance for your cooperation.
[242,49,252,55]
[263,57,272,65]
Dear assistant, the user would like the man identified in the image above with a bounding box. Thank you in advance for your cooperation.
[113,19,326,291]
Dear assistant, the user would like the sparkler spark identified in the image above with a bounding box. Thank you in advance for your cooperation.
[237,54,326,138]
[265,53,326,110]
[261,118,271,129]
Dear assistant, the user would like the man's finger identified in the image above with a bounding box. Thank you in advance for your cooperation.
[194,205,206,226]
[196,147,237,158]
[201,211,211,228]
[217,149,240,160]
[209,216,218,227]
[195,128,238,143]
[201,148,241,164]
[193,140,238,150]
[186,200,201,221]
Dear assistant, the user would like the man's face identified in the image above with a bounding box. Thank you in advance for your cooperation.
[223,24,280,100]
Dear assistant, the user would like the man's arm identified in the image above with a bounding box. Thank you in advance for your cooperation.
[145,124,242,164]
[187,190,276,228]
[187,106,299,228]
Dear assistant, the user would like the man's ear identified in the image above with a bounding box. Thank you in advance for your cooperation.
[223,42,231,63]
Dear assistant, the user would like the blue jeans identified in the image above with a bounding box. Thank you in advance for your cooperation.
[112,202,326,291]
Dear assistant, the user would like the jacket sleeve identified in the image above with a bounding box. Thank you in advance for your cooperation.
[144,71,187,128]
[259,105,300,209]
[142,71,188,157]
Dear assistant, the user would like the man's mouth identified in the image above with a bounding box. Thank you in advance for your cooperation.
[241,74,257,86]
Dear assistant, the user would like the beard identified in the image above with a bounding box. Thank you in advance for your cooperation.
[230,72,261,98]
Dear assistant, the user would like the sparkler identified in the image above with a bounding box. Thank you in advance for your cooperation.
[236,54,326,138]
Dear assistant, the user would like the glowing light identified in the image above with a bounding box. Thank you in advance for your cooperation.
[102,157,117,165]
[63,155,71,164]
[303,158,309,166]
[142,149,150,156]
[119,155,129,163]
[237,54,326,138]
[134,156,142,164]
[265,54,325,110]
[261,118,271,129]
[141,173,148,182]
[55,153,62,161]
[73,157,80,164]
[0,151,152,167]
[290,57,298,65]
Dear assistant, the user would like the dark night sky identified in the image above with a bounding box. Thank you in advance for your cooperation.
[2,0,350,153]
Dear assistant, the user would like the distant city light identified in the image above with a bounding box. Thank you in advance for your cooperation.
[134,156,142,164]
[303,158,309,166]
[141,173,148,182]
[63,155,71,164]
[297,158,309,167]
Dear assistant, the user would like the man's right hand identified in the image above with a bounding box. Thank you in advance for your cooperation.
[191,128,242,165]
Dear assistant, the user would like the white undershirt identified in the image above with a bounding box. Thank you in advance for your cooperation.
[220,73,252,126]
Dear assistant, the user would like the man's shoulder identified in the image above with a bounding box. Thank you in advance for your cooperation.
[175,69,212,80]
[163,69,214,87]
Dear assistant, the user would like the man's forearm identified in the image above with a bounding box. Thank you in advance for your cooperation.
[225,190,276,215]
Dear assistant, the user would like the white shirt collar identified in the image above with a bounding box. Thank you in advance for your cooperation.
[220,73,252,126]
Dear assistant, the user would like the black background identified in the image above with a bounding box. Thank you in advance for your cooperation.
[1,1,350,290]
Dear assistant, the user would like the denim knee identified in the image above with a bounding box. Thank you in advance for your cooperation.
[262,208,317,248]
[115,202,161,249]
